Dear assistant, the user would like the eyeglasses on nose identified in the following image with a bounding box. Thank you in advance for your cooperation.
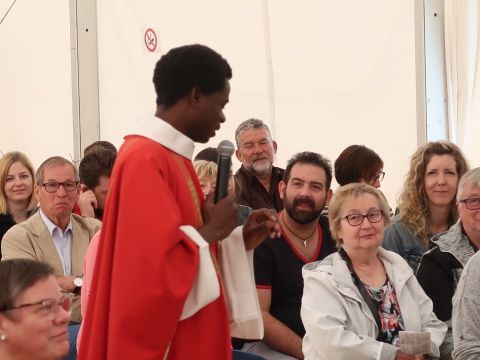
[459,197,480,210]
[1,295,72,318]
[371,171,385,183]
[341,209,384,226]
[41,181,78,193]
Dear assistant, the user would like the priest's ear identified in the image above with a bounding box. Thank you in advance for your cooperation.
[189,86,204,108]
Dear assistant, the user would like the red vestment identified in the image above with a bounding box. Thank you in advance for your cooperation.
[78,134,231,360]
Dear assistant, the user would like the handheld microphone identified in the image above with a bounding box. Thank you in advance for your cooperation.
[214,140,235,203]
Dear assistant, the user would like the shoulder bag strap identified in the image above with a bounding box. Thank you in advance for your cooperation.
[338,248,385,342]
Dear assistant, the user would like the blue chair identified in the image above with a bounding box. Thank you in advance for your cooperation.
[64,324,80,360]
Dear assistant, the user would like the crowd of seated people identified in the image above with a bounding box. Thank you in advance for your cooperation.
[0,136,479,360]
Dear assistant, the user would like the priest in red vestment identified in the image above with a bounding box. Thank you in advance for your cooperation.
[78,44,279,360]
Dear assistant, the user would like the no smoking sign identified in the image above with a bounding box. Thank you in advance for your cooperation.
[143,27,160,53]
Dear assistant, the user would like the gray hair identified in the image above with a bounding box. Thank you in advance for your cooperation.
[234,118,272,148]
[36,156,79,185]
[457,167,480,201]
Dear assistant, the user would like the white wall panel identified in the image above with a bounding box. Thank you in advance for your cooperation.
[269,0,420,205]
[0,0,74,168]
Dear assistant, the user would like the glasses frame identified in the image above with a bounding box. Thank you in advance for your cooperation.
[371,171,385,184]
[41,181,79,193]
[459,197,480,210]
[341,209,384,226]
[0,295,72,317]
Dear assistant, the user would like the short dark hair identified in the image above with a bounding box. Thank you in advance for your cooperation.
[194,147,219,164]
[153,44,232,108]
[334,145,384,186]
[0,259,54,312]
[284,152,333,189]
[84,141,117,157]
[79,149,116,189]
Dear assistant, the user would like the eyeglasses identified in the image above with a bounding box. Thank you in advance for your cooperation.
[1,295,72,318]
[341,209,384,226]
[459,197,480,210]
[371,171,385,184]
[41,181,78,193]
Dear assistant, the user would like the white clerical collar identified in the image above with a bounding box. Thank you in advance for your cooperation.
[132,116,195,159]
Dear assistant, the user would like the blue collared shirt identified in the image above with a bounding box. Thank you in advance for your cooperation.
[39,209,73,275]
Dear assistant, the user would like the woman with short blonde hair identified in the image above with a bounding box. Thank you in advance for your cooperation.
[302,183,446,359]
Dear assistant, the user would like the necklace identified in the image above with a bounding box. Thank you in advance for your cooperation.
[282,212,317,247]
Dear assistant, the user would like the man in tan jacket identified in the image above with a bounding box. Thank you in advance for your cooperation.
[1,156,101,323]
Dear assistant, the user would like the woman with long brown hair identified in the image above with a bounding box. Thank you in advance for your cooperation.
[383,141,468,271]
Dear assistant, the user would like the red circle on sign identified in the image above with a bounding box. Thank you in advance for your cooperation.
[144,28,157,52]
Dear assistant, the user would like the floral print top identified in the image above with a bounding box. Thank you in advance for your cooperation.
[364,279,405,345]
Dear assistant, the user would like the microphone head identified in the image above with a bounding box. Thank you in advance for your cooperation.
[217,140,235,157]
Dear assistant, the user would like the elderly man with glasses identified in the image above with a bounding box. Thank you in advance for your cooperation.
[417,167,480,360]
[1,156,101,325]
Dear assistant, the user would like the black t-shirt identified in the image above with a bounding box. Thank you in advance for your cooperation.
[254,215,336,337]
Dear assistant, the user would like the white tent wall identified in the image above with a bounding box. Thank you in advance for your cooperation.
[97,0,421,207]
[0,0,423,207]
[96,0,273,148]
[267,0,420,207]
[0,0,75,166]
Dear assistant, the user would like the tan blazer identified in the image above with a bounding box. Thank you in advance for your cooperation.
[1,212,101,322]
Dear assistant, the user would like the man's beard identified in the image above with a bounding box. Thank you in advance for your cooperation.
[284,195,323,225]
[247,156,272,176]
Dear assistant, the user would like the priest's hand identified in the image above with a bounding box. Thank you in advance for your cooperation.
[243,208,281,250]
[199,193,238,243]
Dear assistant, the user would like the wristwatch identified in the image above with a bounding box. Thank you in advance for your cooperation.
[72,277,83,295]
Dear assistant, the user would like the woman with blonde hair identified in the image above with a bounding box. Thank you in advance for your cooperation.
[193,159,250,226]
[0,151,37,256]
[301,183,446,359]
[383,141,468,271]
[193,160,219,199]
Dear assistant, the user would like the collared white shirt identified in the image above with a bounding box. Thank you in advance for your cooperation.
[39,209,73,275]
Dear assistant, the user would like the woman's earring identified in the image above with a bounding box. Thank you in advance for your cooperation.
[0,334,7,341]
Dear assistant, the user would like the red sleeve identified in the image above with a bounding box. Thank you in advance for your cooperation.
[78,144,199,360]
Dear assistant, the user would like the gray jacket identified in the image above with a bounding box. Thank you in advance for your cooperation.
[417,220,476,360]
[452,251,480,360]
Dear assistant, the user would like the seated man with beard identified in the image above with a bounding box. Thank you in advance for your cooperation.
[241,152,336,359]
[234,119,284,212]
